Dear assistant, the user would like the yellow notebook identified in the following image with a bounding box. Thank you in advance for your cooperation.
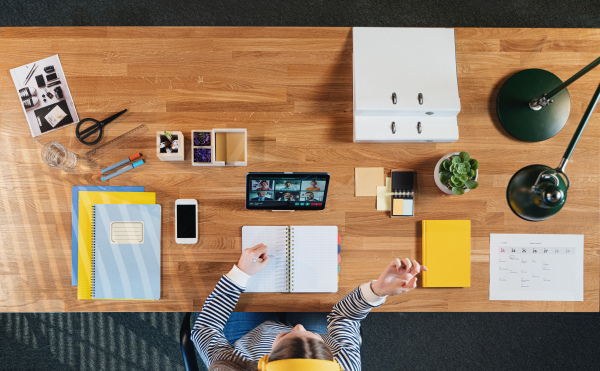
[77,191,156,299]
[422,220,471,287]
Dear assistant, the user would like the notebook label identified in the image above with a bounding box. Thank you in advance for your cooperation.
[110,222,144,244]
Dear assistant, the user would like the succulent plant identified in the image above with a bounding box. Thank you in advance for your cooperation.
[439,151,479,195]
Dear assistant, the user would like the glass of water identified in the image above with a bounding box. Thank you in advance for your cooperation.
[41,142,77,171]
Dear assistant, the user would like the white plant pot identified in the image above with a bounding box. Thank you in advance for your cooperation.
[434,152,478,195]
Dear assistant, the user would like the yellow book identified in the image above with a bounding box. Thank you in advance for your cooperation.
[422,220,471,287]
[77,191,156,299]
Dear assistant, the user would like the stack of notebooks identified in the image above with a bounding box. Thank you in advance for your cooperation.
[71,186,162,300]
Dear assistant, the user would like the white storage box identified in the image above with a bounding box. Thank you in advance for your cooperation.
[353,27,461,143]
[191,129,247,166]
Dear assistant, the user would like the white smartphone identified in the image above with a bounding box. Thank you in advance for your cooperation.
[175,199,198,244]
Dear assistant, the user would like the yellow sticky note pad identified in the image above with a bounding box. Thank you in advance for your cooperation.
[392,198,403,215]
[376,177,392,211]
[355,167,385,196]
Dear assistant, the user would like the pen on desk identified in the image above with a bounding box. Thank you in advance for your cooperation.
[252,257,264,263]
[101,159,145,181]
[99,153,142,175]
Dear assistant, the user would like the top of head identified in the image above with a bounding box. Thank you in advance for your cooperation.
[257,355,342,371]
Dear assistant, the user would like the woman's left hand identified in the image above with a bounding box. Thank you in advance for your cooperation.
[237,243,270,276]
[371,258,427,297]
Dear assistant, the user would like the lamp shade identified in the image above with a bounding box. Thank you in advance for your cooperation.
[506,165,568,221]
[496,69,570,142]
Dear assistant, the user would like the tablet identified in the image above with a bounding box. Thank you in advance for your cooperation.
[246,172,330,210]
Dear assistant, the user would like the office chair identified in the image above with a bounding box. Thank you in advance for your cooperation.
[180,312,201,371]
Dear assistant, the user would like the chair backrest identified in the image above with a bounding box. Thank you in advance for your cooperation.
[180,312,200,371]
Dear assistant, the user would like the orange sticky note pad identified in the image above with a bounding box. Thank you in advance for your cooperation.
[354,167,385,196]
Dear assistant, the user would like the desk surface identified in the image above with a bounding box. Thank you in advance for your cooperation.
[0,27,598,312]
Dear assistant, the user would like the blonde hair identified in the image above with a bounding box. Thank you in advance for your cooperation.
[209,337,333,371]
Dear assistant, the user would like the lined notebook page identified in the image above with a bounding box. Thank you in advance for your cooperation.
[290,226,338,293]
[242,226,288,292]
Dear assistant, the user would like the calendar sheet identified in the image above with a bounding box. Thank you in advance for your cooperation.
[490,234,584,301]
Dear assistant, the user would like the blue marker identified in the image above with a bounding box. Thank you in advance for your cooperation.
[101,159,145,181]
[99,153,142,175]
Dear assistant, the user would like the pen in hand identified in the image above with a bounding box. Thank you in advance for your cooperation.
[239,243,269,276]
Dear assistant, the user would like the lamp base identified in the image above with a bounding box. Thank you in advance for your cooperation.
[506,164,568,222]
[497,69,570,142]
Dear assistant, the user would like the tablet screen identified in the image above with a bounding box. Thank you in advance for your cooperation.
[246,172,330,210]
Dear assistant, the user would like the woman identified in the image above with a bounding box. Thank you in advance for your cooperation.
[192,243,426,371]
[256,181,272,191]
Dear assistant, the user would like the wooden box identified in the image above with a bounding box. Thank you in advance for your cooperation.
[156,131,184,161]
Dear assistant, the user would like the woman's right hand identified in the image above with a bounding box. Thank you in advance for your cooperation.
[237,243,270,276]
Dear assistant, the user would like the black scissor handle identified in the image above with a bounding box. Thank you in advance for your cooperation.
[75,109,128,146]
[76,118,103,145]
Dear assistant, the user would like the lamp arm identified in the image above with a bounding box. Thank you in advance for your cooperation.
[546,56,600,100]
[557,80,600,173]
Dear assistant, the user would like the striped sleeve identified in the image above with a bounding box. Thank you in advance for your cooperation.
[191,275,246,365]
[326,284,386,371]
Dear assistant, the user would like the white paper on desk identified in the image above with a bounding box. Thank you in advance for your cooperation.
[45,105,67,127]
[489,234,584,301]
[376,177,392,211]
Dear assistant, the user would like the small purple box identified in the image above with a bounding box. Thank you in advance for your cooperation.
[194,148,212,163]
[194,131,211,146]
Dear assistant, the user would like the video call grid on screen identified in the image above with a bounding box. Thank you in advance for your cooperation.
[246,173,329,210]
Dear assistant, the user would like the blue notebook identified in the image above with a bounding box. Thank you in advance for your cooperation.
[71,186,144,286]
[92,204,161,300]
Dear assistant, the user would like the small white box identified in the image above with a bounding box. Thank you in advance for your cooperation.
[353,27,460,143]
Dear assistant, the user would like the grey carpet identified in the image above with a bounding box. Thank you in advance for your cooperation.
[1,1,600,370]
[0,313,182,371]
[2,312,599,370]
[1,0,600,27]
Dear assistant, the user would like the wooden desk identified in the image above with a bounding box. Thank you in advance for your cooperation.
[0,28,598,312]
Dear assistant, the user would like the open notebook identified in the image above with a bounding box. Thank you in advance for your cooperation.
[242,226,338,293]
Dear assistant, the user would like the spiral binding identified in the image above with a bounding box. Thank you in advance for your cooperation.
[285,226,295,292]
[393,190,414,198]
[91,205,97,298]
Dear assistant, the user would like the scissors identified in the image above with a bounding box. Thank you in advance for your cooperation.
[75,109,128,146]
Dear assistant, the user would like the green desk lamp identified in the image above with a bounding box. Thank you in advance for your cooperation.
[506,81,600,221]
[497,56,600,142]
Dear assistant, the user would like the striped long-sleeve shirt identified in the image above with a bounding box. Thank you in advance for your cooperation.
[191,265,386,371]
